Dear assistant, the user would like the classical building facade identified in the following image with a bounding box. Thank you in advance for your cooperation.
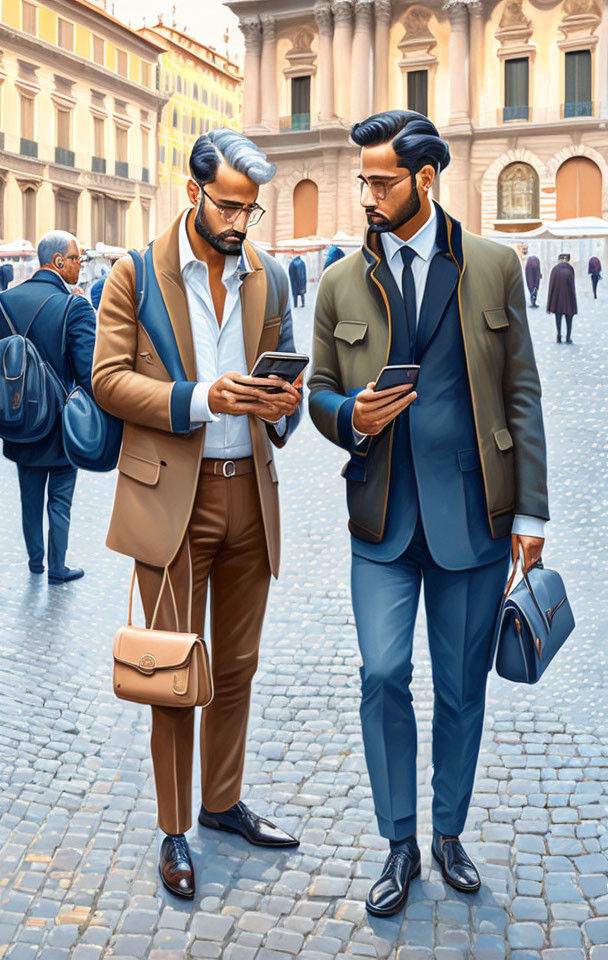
[138,22,242,230]
[225,0,608,244]
[0,0,167,248]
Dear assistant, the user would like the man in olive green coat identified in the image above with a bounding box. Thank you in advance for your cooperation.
[308,110,548,917]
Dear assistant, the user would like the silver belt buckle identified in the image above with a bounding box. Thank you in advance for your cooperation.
[222,460,236,478]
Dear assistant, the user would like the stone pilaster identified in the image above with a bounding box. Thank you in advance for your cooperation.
[240,16,262,130]
[373,0,391,113]
[314,1,335,122]
[331,0,354,122]
[447,3,471,128]
[350,0,374,122]
[260,14,278,132]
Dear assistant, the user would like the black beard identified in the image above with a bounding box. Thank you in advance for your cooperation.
[194,198,246,255]
[366,177,422,234]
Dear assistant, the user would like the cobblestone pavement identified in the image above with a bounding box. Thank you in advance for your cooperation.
[0,274,607,960]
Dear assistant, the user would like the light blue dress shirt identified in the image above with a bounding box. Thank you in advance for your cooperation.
[179,210,284,457]
[354,207,546,540]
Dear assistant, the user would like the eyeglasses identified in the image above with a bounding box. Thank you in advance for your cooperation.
[358,175,410,202]
[200,186,265,227]
[65,254,85,263]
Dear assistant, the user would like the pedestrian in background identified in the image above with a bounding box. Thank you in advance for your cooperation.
[547,253,578,344]
[323,243,345,271]
[525,255,542,308]
[0,231,96,582]
[288,254,307,307]
[588,255,602,299]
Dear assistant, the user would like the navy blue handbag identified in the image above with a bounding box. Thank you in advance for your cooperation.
[62,386,123,472]
[494,557,575,684]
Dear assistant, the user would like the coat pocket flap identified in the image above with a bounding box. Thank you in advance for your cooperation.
[341,455,367,482]
[334,320,368,345]
[458,448,481,472]
[118,450,161,485]
[113,626,201,673]
[483,308,510,330]
[494,427,514,451]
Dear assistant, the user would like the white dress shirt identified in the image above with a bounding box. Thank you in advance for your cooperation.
[354,207,546,539]
[179,211,283,458]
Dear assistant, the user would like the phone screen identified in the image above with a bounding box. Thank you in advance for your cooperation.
[373,365,420,392]
[250,353,310,393]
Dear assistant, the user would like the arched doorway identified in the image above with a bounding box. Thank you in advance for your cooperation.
[497,162,539,221]
[556,157,602,219]
[293,179,318,237]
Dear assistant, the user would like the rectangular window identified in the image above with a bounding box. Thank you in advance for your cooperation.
[504,58,529,121]
[172,147,177,167]
[190,115,196,134]
[92,35,104,65]
[55,189,78,234]
[176,75,182,93]
[565,49,592,117]
[141,127,149,167]
[141,62,150,86]
[116,50,128,77]
[20,94,35,141]
[159,144,165,164]
[56,109,70,149]
[93,116,104,157]
[22,1,37,35]
[142,203,150,244]
[58,18,74,50]
[407,70,428,116]
[23,187,36,243]
[290,76,311,130]
[115,125,127,163]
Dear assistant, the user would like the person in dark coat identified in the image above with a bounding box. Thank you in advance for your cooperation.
[547,253,577,344]
[0,231,96,582]
[588,256,602,299]
[323,244,345,271]
[288,255,307,307]
[0,262,14,291]
[525,255,542,308]
[90,272,107,310]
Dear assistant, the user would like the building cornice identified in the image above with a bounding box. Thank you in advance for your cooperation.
[45,0,165,58]
[0,24,169,114]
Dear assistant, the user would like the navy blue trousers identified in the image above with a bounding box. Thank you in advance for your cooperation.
[17,465,77,575]
[352,517,509,841]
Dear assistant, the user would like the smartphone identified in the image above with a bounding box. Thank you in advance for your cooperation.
[250,351,310,393]
[373,364,420,392]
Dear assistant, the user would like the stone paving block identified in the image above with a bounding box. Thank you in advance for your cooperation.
[191,913,235,941]
[584,918,608,945]
[507,923,546,949]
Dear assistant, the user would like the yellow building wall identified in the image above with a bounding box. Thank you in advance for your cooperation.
[1,0,20,29]
[75,23,90,59]
[37,4,55,42]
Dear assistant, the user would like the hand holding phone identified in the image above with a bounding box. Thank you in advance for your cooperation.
[353,365,419,436]
[373,364,420,392]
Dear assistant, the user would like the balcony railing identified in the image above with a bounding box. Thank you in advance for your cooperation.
[115,161,129,179]
[92,156,106,174]
[562,100,593,118]
[20,137,38,158]
[142,166,149,183]
[55,147,75,167]
[279,113,311,132]
[503,105,529,122]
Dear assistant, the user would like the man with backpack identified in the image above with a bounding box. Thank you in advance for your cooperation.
[0,231,96,583]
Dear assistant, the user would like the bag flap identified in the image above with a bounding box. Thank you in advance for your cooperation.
[483,308,509,330]
[118,450,161,486]
[494,428,513,451]
[114,625,201,672]
[2,336,26,381]
[334,320,368,345]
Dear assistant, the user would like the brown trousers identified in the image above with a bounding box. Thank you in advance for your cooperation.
[135,467,271,835]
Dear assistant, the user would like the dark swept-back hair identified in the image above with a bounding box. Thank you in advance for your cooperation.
[189,128,276,186]
[351,110,450,175]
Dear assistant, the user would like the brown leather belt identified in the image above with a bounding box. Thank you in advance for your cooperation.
[201,456,254,478]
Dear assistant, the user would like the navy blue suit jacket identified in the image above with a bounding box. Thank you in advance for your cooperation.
[0,269,97,467]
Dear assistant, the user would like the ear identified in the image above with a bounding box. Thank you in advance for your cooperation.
[52,252,64,270]
[416,164,436,194]
[186,178,200,206]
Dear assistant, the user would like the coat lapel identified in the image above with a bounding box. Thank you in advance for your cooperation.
[415,253,459,361]
[153,210,197,382]
[241,240,268,372]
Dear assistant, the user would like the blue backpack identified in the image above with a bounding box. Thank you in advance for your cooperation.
[0,293,70,443]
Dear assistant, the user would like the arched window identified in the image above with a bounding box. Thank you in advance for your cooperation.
[556,156,602,219]
[497,162,539,220]
[293,179,318,238]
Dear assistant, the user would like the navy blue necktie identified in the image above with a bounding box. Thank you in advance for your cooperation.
[400,245,417,363]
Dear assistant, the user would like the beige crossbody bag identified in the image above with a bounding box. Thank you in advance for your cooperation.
[113,559,213,709]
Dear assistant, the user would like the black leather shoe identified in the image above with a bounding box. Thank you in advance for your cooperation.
[48,567,84,585]
[198,800,299,848]
[432,829,480,893]
[159,834,195,899]
[28,561,44,574]
[366,839,421,917]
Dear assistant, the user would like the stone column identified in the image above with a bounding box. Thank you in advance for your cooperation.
[351,0,374,122]
[598,3,608,120]
[468,2,483,125]
[240,17,262,129]
[260,14,278,132]
[447,3,470,126]
[314,1,335,122]
[373,0,391,113]
[331,0,354,122]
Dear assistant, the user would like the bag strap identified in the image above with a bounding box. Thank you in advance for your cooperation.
[0,296,17,335]
[60,294,76,356]
[23,294,58,339]
[127,542,194,635]
[128,249,145,313]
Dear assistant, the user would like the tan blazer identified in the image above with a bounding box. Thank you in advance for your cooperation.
[92,212,297,577]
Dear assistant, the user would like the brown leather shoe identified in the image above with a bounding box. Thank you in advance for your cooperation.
[159,834,195,899]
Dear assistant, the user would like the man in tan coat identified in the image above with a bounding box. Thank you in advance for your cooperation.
[94,130,302,899]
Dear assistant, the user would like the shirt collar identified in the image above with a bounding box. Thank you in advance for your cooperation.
[381,203,438,265]
[178,208,252,281]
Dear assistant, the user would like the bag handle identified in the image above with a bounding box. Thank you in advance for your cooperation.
[127,544,194,635]
[504,551,549,629]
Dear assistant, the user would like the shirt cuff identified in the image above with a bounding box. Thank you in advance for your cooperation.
[352,409,369,446]
[261,415,287,434]
[190,382,220,426]
[511,515,547,539]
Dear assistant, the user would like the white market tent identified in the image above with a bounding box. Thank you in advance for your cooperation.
[490,217,608,240]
